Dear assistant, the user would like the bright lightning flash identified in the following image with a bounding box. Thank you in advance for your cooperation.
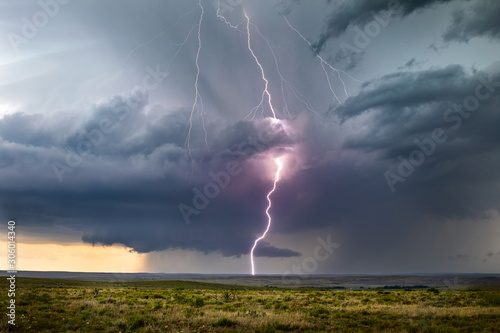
[250,157,283,276]
[186,0,204,173]
[242,12,285,275]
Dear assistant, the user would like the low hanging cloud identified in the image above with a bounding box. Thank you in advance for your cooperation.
[253,242,302,258]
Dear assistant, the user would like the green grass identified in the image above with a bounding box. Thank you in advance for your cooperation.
[0,278,499,332]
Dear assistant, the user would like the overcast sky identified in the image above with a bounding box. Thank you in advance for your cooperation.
[1,0,499,275]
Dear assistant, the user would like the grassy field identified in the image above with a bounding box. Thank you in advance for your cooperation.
[1,278,499,332]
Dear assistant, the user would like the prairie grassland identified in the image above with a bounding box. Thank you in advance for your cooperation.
[0,278,499,332]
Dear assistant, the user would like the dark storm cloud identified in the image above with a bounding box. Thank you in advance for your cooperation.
[335,64,474,121]
[210,119,292,160]
[253,242,301,258]
[0,113,59,147]
[333,63,500,160]
[0,88,295,257]
[443,0,500,42]
[315,62,500,223]
[2,0,500,273]
[314,0,457,52]
[241,60,500,273]
[70,90,190,158]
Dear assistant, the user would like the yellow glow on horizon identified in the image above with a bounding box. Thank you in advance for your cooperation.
[0,238,146,273]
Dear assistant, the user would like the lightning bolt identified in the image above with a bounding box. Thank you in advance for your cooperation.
[283,16,362,103]
[240,12,286,275]
[243,11,277,120]
[120,8,346,274]
[250,157,283,276]
[283,15,361,128]
[186,0,205,172]
[122,7,197,67]
[168,25,198,70]
[197,92,209,151]
[251,23,291,119]
[216,0,243,31]
[252,22,321,119]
